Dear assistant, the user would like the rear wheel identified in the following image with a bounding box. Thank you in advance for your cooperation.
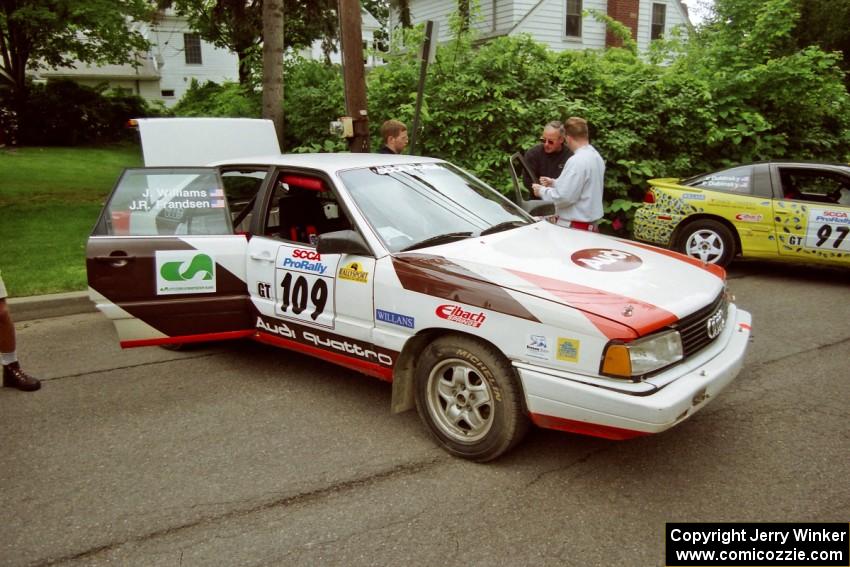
[677,219,736,267]
[414,336,529,462]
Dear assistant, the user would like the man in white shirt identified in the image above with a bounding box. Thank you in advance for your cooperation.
[532,117,605,231]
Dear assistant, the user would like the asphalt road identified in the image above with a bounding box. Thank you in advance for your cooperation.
[2,261,848,567]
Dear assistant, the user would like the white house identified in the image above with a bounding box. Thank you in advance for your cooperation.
[33,10,239,108]
[394,0,691,52]
[299,7,385,67]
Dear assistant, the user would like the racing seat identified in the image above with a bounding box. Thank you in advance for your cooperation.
[278,176,326,244]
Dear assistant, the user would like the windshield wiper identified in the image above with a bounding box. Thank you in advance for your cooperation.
[399,231,474,252]
[478,220,529,236]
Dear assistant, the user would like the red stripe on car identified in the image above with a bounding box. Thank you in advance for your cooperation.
[120,329,254,348]
[253,331,394,382]
[507,269,677,338]
[530,413,649,440]
[626,241,726,279]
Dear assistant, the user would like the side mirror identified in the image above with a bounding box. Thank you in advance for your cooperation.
[316,230,372,256]
[509,152,555,216]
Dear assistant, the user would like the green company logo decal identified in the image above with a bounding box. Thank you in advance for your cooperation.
[160,253,214,282]
[155,251,217,295]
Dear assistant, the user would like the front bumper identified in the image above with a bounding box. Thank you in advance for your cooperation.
[515,304,752,439]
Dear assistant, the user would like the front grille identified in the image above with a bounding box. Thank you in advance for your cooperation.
[672,291,728,357]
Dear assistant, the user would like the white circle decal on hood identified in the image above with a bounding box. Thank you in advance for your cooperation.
[571,248,643,271]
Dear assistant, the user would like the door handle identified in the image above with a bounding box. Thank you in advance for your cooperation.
[94,254,135,268]
[249,253,274,263]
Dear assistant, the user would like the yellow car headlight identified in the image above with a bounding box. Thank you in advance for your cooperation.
[600,330,684,380]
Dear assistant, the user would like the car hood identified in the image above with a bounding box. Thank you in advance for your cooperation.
[392,222,725,337]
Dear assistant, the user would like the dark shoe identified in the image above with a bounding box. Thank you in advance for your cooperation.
[2,362,41,391]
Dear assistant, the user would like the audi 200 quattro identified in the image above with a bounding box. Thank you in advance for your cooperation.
[87,118,752,461]
[634,161,850,267]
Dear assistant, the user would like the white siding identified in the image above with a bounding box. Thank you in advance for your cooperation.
[635,0,690,52]
[407,0,691,52]
[512,0,608,51]
[150,15,239,107]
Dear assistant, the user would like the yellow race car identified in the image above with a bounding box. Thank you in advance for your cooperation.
[634,161,850,267]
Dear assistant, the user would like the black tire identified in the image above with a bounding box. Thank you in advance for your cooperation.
[414,335,529,462]
[677,219,736,267]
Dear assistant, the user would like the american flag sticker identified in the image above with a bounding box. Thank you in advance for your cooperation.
[211,199,226,208]
[210,188,225,198]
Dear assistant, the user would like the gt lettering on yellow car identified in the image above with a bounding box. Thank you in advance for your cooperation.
[635,161,850,267]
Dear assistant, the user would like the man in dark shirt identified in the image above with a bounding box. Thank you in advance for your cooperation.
[522,121,572,190]
[378,120,409,154]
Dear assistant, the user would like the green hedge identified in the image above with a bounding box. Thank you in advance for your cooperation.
[170,16,850,234]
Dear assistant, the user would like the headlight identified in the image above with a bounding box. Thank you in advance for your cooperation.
[600,330,683,380]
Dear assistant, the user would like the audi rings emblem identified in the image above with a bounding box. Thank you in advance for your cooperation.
[706,308,727,339]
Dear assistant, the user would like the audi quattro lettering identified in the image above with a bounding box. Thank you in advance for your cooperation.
[87,118,752,462]
[634,160,850,267]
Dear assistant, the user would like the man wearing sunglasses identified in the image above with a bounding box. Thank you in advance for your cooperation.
[532,117,605,232]
[522,121,572,190]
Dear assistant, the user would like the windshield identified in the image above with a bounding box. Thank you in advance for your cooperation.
[338,163,533,252]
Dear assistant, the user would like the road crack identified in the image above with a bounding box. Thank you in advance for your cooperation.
[36,456,447,566]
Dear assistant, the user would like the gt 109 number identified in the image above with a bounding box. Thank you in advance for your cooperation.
[280,272,328,320]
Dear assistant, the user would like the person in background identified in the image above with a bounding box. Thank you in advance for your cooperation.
[378,120,409,154]
[522,120,572,190]
[1,270,41,391]
[532,117,604,231]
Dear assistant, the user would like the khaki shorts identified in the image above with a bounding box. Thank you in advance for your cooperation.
[0,270,6,299]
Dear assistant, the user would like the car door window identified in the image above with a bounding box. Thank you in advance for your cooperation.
[688,165,753,194]
[93,168,232,236]
[778,168,850,204]
[263,173,353,244]
[220,169,269,233]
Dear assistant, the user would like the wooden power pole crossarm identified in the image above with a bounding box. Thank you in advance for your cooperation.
[337,0,370,152]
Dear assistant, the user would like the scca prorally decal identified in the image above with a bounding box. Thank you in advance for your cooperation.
[376,309,415,329]
[436,304,486,328]
[281,256,328,274]
[681,193,706,201]
[155,250,216,295]
[256,316,394,366]
[338,261,369,283]
[571,249,643,272]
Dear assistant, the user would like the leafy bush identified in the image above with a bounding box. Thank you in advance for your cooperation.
[167,1,850,236]
[11,79,157,146]
[172,79,261,118]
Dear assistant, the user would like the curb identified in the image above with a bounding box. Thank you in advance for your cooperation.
[7,291,95,322]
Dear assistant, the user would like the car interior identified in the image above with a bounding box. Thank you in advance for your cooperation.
[778,168,850,204]
[264,173,353,244]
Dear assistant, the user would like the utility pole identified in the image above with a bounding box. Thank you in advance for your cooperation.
[337,0,370,152]
[262,0,284,149]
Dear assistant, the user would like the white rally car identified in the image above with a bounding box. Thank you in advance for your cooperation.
[87,118,752,461]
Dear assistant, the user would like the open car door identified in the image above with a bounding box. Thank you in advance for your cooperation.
[509,152,555,217]
[86,168,254,347]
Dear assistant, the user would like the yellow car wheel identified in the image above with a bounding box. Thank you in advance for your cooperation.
[677,219,736,267]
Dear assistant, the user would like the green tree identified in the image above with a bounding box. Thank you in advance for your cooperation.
[163,0,337,86]
[0,0,153,125]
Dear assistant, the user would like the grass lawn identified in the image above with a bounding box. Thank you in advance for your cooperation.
[0,145,143,297]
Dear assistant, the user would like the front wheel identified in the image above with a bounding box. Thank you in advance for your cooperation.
[414,336,529,462]
[677,219,736,267]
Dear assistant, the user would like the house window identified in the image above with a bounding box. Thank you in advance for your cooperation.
[651,3,666,40]
[161,89,175,97]
[566,0,582,38]
[184,33,202,64]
